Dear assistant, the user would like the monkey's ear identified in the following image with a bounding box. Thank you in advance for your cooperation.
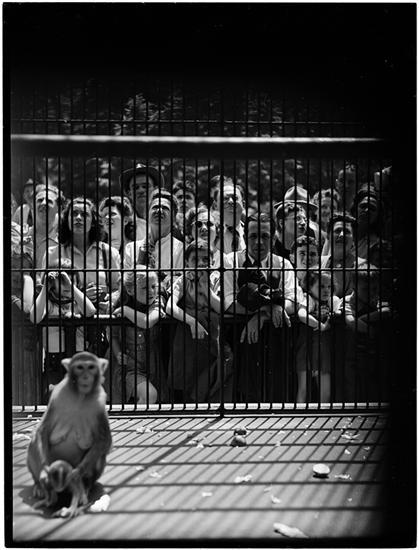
[61,358,72,372]
[99,359,109,374]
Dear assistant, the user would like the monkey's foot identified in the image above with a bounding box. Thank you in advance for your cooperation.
[53,505,87,518]
[88,493,111,513]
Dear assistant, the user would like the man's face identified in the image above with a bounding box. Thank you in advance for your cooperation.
[218,185,243,227]
[149,196,172,235]
[247,221,272,262]
[70,202,93,236]
[128,174,155,213]
[283,209,307,238]
[175,189,195,214]
[292,244,319,269]
[330,221,354,254]
[35,190,58,223]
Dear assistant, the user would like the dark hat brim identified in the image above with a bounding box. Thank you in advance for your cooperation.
[120,164,165,190]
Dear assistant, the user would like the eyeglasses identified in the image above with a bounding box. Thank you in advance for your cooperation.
[194,220,215,229]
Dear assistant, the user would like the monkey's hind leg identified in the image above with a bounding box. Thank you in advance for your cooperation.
[53,473,89,518]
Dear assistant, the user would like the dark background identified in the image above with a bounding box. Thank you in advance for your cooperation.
[3,3,417,137]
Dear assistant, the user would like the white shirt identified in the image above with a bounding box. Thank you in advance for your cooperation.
[224,250,301,311]
[124,233,184,272]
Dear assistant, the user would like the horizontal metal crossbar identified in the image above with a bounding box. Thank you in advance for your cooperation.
[11,134,391,159]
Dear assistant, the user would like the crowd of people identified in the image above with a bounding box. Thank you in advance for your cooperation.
[11,162,395,406]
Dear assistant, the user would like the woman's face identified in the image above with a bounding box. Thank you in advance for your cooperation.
[99,204,124,237]
[192,211,216,248]
[70,201,93,236]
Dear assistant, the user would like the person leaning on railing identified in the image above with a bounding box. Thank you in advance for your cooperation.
[223,212,301,402]
[166,239,221,403]
[43,196,121,356]
[29,258,96,403]
[110,269,167,405]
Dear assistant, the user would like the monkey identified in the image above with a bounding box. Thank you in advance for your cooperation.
[27,351,112,518]
[32,460,89,518]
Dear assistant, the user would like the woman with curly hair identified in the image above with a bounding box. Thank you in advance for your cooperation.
[98,195,135,261]
[44,196,121,312]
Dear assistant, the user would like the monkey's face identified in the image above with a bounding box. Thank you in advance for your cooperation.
[72,360,100,395]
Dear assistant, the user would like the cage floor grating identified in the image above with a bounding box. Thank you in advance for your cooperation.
[12,412,391,542]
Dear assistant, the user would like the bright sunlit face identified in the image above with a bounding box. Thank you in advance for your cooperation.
[131,272,158,306]
[99,204,125,236]
[70,202,93,236]
[219,185,244,227]
[149,197,172,235]
[175,189,195,214]
[35,190,58,223]
[283,210,307,237]
[293,244,319,269]
[247,221,272,262]
[191,211,216,248]
[128,174,155,213]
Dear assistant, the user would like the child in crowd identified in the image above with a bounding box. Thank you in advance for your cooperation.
[111,269,166,404]
[296,270,341,403]
[166,240,221,402]
[342,264,391,402]
[30,258,96,401]
[290,235,320,290]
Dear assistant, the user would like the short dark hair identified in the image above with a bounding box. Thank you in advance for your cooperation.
[60,197,104,246]
[172,179,196,197]
[98,195,134,241]
[184,205,214,238]
[149,188,178,218]
[245,212,276,237]
[290,235,318,254]
[326,212,356,235]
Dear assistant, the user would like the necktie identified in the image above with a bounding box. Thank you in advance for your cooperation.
[226,226,240,252]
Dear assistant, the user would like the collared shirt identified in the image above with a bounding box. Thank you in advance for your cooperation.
[13,204,33,227]
[30,223,59,269]
[124,233,184,272]
[44,241,121,292]
[215,221,246,255]
[134,217,148,241]
[224,249,301,311]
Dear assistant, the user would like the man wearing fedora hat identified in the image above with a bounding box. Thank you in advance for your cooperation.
[120,163,164,241]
